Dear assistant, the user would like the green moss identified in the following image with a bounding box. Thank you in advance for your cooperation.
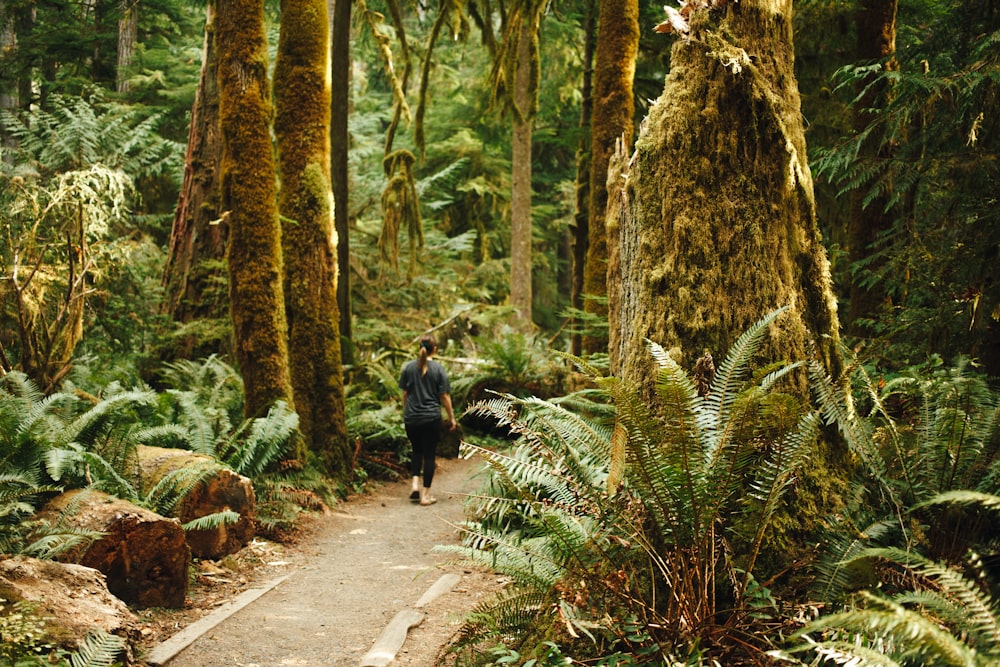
[217,0,293,418]
[274,2,350,480]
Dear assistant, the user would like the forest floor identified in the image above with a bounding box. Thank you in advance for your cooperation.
[133,455,506,666]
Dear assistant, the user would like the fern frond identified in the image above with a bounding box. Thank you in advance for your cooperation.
[701,306,791,449]
[221,400,297,477]
[914,490,1000,514]
[745,410,822,571]
[799,593,979,666]
[142,461,219,515]
[23,526,103,561]
[861,547,1000,649]
[453,587,549,648]
[69,629,126,667]
[812,519,898,602]
[182,510,241,532]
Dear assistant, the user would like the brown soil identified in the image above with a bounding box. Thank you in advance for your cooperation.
[134,456,506,666]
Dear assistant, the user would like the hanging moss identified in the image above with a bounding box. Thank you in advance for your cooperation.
[275,0,350,480]
[378,150,422,281]
[216,0,293,421]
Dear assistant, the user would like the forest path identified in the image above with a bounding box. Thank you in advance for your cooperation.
[144,456,501,667]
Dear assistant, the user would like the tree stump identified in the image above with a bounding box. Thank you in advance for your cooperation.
[36,491,189,609]
[0,556,137,655]
[137,445,256,559]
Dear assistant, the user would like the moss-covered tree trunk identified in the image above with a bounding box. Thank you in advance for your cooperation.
[509,15,535,329]
[580,0,638,354]
[570,0,595,356]
[216,0,293,420]
[847,0,897,336]
[162,3,229,358]
[608,0,842,392]
[330,0,353,363]
[275,0,350,480]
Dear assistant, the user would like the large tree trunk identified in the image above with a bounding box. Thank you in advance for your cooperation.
[0,556,137,650]
[161,3,229,358]
[275,0,350,479]
[846,0,897,336]
[137,445,257,560]
[580,0,638,354]
[509,17,535,328]
[330,0,353,363]
[39,490,190,609]
[570,0,595,356]
[216,0,294,419]
[609,0,841,394]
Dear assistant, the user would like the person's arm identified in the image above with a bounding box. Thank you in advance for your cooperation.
[441,393,457,430]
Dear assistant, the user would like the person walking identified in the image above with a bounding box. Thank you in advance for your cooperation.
[399,335,457,506]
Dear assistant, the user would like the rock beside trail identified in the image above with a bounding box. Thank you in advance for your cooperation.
[0,555,138,650]
[137,445,256,560]
[38,490,190,608]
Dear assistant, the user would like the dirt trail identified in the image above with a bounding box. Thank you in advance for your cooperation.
[148,457,501,667]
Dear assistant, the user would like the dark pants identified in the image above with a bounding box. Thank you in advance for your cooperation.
[406,420,441,488]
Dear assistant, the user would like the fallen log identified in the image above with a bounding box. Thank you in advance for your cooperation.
[37,490,189,608]
[0,556,137,658]
[137,445,256,560]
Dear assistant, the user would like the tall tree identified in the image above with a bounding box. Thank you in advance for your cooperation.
[162,3,228,356]
[216,0,293,420]
[330,0,352,361]
[488,0,546,329]
[115,0,137,94]
[570,0,596,356]
[607,0,845,576]
[580,0,638,353]
[275,0,350,479]
[609,0,842,391]
[509,15,537,328]
[0,2,17,159]
[846,0,897,336]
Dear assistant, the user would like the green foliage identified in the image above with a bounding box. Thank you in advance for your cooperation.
[0,599,125,667]
[0,94,180,391]
[0,372,103,558]
[448,309,823,664]
[776,532,1000,667]
[2,94,182,179]
[811,353,1000,600]
[0,358,299,547]
[812,20,1000,370]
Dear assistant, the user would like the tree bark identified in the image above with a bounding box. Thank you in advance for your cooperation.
[609,0,842,394]
[275,0,350,479]
[570,0,595,356]
[216,0,294,419]
[39,490,190,609]
[330,0,353,363]
[137,445,257,560]
[115,0,136,94]
[162,3,229,358]
[509,16,535,329]
[607,0,846,578]
[581,0,638,354]
[847,0,897,336]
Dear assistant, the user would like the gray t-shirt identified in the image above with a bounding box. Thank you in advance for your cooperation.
[399,359,451,425]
